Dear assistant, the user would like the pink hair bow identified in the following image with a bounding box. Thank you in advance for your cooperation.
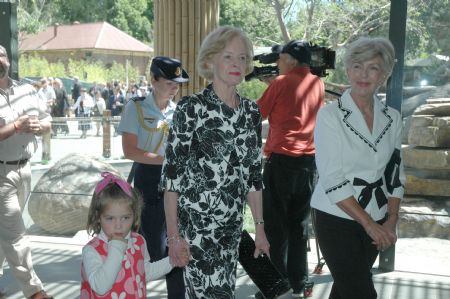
[94,172,133,197]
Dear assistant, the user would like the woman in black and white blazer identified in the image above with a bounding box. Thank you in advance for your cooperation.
[311,36,405,299]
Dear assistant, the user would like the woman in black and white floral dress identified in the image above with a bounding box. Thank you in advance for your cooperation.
[162,26,270,298]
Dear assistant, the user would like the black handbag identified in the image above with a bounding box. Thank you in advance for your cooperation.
[238,230,290,299]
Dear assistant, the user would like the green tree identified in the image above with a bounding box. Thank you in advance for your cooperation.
[21,0,154,43]
[219,0,285,46]
[106,0,152,43]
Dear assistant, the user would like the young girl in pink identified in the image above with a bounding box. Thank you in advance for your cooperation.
[80,172,187,298]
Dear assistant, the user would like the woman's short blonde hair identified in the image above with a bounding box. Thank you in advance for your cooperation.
[344,36,395,76]
[197,26,254,81]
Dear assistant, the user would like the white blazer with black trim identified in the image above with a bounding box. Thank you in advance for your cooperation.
[311,89,405,221]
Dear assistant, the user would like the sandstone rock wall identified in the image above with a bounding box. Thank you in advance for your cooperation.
[405,98,450,197]
[402,97,450,239]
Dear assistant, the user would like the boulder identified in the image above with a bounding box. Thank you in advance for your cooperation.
[403,146,450,169]
[28,154,122,235]
[405,175,450,197]
[413,98,450,116]
[398,197,450,239]
[402,83,450,117]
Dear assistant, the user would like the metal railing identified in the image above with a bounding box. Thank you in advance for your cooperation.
[41,110,121,160]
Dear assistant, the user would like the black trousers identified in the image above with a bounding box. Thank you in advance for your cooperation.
[134,163,185,299]
[262,153,317,293]
[313,209,382,299]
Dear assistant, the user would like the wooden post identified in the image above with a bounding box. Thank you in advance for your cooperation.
[102,110,111,158]
[153,0,219,99]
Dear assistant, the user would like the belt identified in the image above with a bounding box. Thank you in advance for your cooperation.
[0,158,29,165]
[353,177,387,209]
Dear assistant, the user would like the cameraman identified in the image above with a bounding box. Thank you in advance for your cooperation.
[257,40,324,297]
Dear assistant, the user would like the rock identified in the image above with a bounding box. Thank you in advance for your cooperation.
[403,146,450,170]
[405,175,450,197]
[402,83,450,117]
[413,99,450,116]
[28,154,122,235]
[408,125,450,147]
[398,198,450,239]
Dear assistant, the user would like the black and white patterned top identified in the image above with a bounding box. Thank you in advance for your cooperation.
[162,84,263,211]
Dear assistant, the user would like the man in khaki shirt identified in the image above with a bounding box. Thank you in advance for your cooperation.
[0,45,53,299]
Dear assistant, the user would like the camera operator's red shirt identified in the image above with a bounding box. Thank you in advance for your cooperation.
[257,66,324,157]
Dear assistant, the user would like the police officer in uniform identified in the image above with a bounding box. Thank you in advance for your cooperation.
[0,45,53,299]
[118,56,189,298]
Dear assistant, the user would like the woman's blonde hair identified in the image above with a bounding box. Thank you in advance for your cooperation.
[344,36,395,77]
[197,26,254,81]
[86,182,143,236]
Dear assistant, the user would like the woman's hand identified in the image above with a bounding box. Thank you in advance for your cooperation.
[253,226,270,258]
[381,213,398,244]
[364,220,397,251]
[168,237,191,267]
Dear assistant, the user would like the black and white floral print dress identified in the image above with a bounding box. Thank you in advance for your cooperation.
[162,84,263,298]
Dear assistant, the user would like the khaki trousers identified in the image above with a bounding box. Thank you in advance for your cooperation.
[0,162,43,297]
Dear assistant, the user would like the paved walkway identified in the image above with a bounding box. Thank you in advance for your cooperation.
[1,125,447,298]
[1,235,449,298]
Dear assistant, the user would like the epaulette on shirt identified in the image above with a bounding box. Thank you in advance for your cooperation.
[131,96,146,102]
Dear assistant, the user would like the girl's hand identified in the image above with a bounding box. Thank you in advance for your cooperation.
[110,234,128,244]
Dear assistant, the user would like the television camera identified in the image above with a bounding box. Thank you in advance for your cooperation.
[245,42,336,81]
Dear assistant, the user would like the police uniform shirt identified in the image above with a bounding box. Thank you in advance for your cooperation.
[118,92,176,156]
[0,80,50,161]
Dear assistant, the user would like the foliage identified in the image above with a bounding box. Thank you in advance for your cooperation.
[243,204,255,233]
[220,0,449,85]
[238,79,268,100]
[16,0,450,87]
[219,0,284,46]
[18,0,154,43]
[19,56,141,85]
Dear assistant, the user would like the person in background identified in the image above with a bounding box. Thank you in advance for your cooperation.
[101,82,113,104]
[80,172,188,298]
[108,87,125,137]
[311,36,404,299]
[72,87,94,138]
[162,26,270,298]
[0,44,53,299]
[118,56,190,299]
[92,91,106,136]
[38,78,56,115]
[139,86,148,97]
[256,40,325,297]
[71,76,81,104]
[52,78,70,135]
[125,84,141,103]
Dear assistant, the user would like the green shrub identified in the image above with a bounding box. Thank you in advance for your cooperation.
[238,79,267,100]
[19,55,141,85]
